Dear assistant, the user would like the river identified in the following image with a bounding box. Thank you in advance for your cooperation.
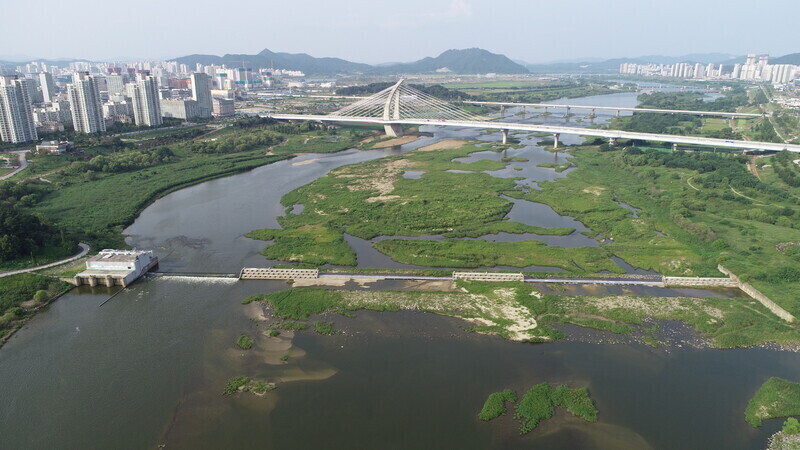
[0,90,791,449]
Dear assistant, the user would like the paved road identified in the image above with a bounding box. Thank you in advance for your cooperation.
[0,150,30,180]
[0,243,90,278]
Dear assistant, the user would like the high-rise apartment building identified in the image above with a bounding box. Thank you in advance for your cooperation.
[190,73,212,118]
[0,75,38,143]
[68,72,106,134]
[39,72,56,103]
[127,73,162,127]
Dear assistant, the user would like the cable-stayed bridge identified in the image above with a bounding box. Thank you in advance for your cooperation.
[265,80,800,153]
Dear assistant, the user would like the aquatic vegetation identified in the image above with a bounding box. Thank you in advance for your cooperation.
[512,383,597,434]
[236,335,253,350]
[478,389,517,421]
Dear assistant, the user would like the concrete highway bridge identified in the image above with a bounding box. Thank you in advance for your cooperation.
[264,79,800,153]
[464,100,766,119]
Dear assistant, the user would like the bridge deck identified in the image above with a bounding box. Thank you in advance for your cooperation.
[267,114,800,153]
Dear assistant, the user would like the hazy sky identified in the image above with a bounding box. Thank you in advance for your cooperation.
[5,0,799,63]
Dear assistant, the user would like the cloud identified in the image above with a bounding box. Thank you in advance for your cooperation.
[426,0,474,21]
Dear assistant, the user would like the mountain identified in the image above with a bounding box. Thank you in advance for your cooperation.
[377,48,528,74]
[772,53,800,65]
[174,48,373,75]
[174,48,528,75]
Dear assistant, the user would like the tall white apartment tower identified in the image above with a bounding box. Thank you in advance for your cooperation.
[190,73,212,118]
[68,72,106,134]
[127,72,162,127]
[39,72,56,103]
[0,75,38,143]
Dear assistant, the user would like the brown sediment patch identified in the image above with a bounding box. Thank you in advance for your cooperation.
[365,195,401,203]
[292,276,379,287]
[582,186,605,196]
[417,139,469,151]
[341,158,417,195]
[371,135,420,148]
[292,158,319,166]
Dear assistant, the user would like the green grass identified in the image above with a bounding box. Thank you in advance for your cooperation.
[313,321,337,335]
[236,335,253,350]
[246,224,355,266]
[745,378,800,426]
[223,376,250,395]
[373,238,621,272]
[514,383,597,434]
[479,389,517,421]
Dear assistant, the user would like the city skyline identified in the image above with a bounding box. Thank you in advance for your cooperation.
[4,0,800,64]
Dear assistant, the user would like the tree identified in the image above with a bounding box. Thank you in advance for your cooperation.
[783,417,800,434]
[33,290,49,304]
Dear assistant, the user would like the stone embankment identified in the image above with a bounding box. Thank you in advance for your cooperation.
[717,265,795,323]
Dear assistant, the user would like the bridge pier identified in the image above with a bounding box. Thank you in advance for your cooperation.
[501,129,509,145]
[587,108,596,119]
[553,133,560,149]
[616,110,621,117]
[673,143,679,152]
[609,137,617,146]
[384,123,404,137]
[564,106,572,117]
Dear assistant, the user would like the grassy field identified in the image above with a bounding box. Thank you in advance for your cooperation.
[745,378,800,427]
[524,146,800,313]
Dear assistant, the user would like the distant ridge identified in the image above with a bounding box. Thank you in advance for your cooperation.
[174,48,528,75]
[772,53,800,65]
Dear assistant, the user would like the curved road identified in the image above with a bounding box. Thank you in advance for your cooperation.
[0,150,29,180]
[0,243,90,278]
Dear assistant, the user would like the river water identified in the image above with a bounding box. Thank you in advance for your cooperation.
[0,90,792,449]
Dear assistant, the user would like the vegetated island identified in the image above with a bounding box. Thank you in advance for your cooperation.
[745,377,800,427]
[223,376,276,396]
[479,383,597,434]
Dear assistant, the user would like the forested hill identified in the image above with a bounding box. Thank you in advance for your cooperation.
[375,49,529,75]
[174,48,528,75]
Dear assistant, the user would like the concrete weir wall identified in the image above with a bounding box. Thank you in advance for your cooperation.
[239,268,319,280]
[453,272,524,282]
[717,265,795,323]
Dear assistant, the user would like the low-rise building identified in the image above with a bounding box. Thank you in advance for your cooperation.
[73,249,158,287]
[36,140,72,154]
[212,97,234,117]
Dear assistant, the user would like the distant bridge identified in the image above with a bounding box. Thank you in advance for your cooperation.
[265,79,800,153]
[464,101,766,119]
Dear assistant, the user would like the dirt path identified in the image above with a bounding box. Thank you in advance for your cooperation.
[686,176,700,191]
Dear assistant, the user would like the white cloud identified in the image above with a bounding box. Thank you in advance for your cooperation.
[425,0,474,21]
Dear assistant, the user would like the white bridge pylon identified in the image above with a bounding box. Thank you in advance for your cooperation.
[332,79,483,137]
